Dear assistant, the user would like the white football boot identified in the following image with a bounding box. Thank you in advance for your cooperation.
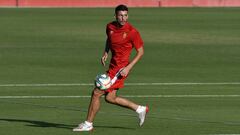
[73,121,93,132]
[137,106,149,126]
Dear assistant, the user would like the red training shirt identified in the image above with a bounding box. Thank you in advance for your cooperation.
[106,21,144,75]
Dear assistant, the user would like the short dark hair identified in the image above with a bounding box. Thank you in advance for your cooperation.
[115,4,128,14]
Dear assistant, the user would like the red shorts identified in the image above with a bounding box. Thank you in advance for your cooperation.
[105,69,128,93]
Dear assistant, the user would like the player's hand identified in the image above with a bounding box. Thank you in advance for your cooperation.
[120,67,130,77]
[101,53,108,66]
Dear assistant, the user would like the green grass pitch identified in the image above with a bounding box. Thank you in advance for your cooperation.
[0,8,240,135]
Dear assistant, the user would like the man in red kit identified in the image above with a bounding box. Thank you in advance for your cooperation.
[73,4,148,132]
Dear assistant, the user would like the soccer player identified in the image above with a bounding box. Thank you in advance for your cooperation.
[73,4,148,132]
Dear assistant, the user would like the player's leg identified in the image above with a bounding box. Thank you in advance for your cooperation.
[86,88,105,122]
[105,90,149,126]
[105,89,138,110]
[73,87,105,132]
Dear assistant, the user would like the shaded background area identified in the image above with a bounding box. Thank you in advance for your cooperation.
[1,0,240,7]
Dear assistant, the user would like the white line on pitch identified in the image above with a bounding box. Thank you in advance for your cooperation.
[208,134,240,135]
[0,82,240,87]
[126,82,240,85]
[0,83,92,87]
[0,95,240,99]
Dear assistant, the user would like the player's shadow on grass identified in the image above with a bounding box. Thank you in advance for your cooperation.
[0,118,136,130]
[0,118,74,130]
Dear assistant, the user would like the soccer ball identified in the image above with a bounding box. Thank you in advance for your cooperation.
[95,74,111,90]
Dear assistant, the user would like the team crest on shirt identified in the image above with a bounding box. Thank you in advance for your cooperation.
[123,32,128,39]
[110,31,114,35]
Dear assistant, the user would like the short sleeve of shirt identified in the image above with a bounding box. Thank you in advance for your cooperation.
[131,30,144,50]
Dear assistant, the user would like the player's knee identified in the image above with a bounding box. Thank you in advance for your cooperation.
[105,96,117,104]
[92,88,104,98]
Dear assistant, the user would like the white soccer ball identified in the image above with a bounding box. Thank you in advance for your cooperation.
[95,74,111,90]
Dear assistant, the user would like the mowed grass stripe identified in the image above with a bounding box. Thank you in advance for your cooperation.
[0,82,240,87]
[1,95,240,98]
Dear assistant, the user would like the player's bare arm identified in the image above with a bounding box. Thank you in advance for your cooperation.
[101,40,110,66]
[121,46,144,76]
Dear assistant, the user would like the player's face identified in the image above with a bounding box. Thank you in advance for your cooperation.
[115,10,128,26]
